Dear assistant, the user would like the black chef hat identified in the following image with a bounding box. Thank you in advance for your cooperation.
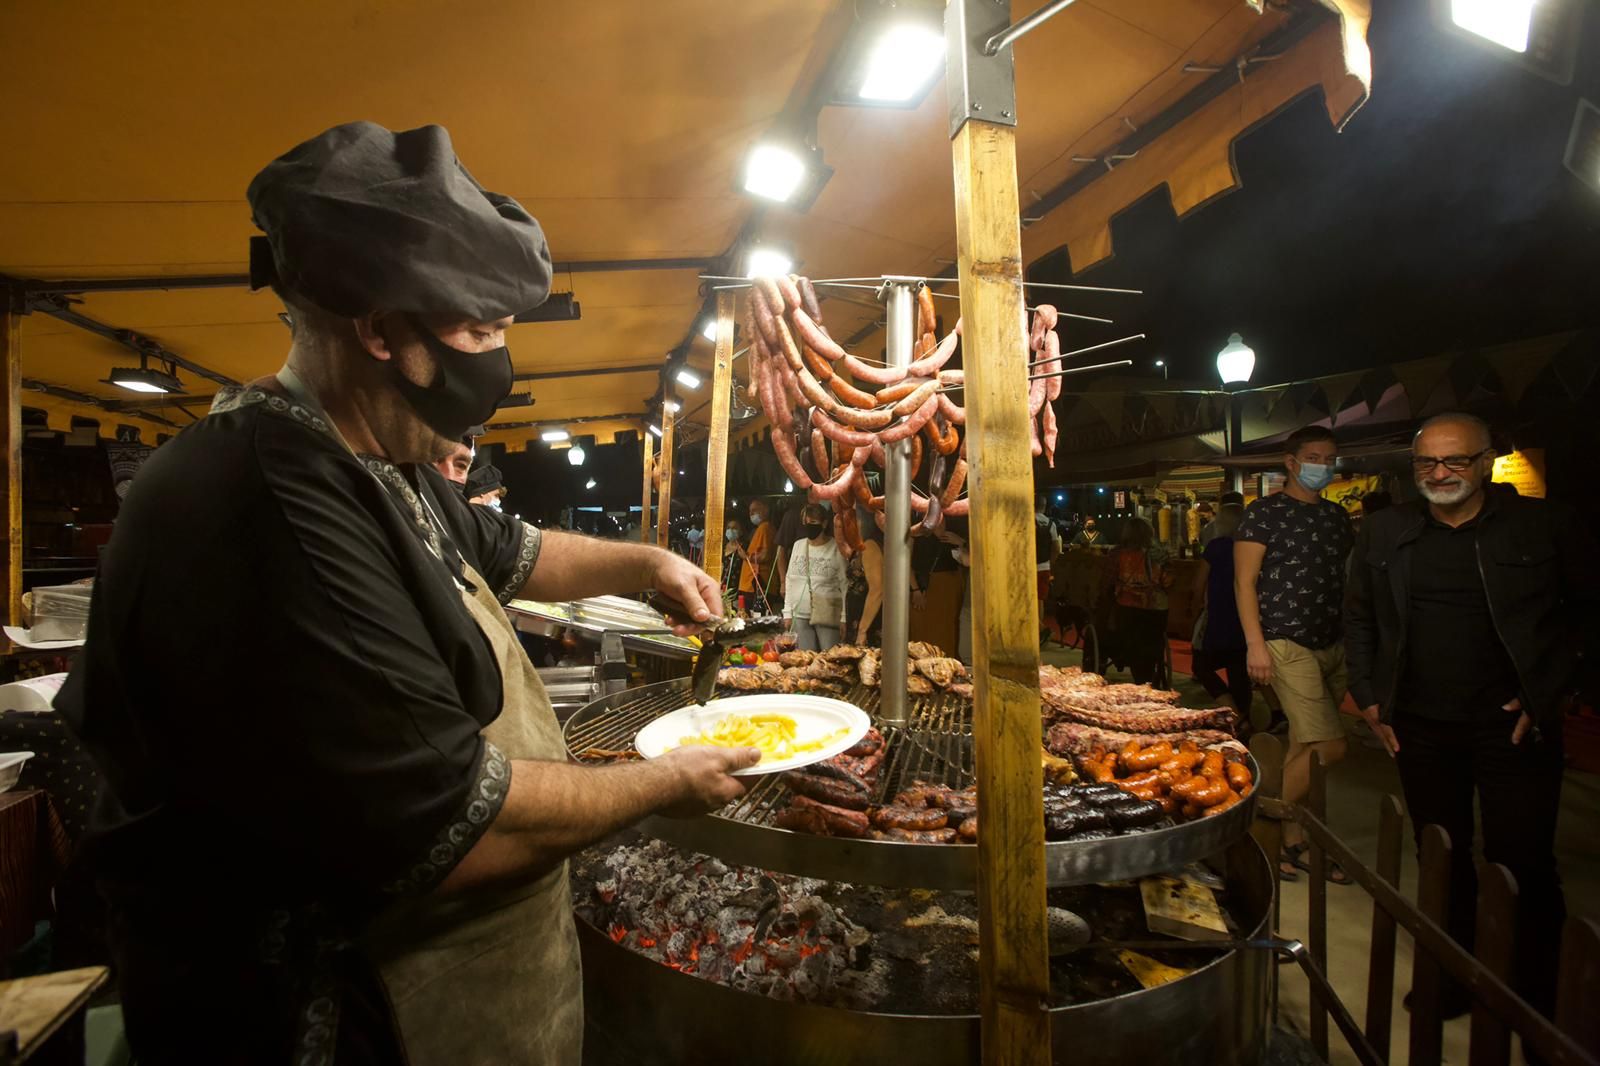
[247,121,553,321]
[466,464,504,497]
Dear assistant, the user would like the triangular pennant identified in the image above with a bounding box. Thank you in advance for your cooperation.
[1262,386,1293,421]
[1487,349,1552,403]
[1289,381,1326,418]
[1358,367,1395,414]
[1083,391,1125,432]
[1447,352,1491,401]
[1318,371,1365,423]
[1392,358,1450,417]
[1175,393,1202,427]
[1552,345,1598,399]
[1145,393,1178,428]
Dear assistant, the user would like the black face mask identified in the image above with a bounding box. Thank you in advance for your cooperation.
[802,522,825,538]
[390,314,513,441]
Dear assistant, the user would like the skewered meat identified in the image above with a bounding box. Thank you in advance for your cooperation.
[871,827,958,844]
[858,652,880,688]
[802,658,851,680]
[1091,683,1182,704]
[1044,701,1239,735]
[914,656,966,688]
[907,641,944,660]
[778,650,819,668]
[716,668,767,690]
[906,674,934,696]
[1047,722,1237,756]
[948,681,974,699]
[775,673,847,695]
[822,644,867,662]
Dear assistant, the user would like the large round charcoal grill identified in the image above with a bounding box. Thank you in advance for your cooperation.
[562,677,1260,890]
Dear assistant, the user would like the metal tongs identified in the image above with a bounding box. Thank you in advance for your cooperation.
[644,593,787,705]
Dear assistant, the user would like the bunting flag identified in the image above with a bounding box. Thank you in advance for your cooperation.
[1447,352,1492,404]
[1261,386,1293,422]
[1552,343,1598,399]
[1392,358,1451,416]
[1358,367,1396,415]
[1487,349,1551,403]
[1318,371,1365,423]
[1082,391,1126,432]
[1144,392,1178,429]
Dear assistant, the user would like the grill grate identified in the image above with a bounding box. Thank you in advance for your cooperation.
[567,683,975,827]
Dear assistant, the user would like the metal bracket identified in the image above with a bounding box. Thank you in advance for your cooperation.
[945,0,1017,138]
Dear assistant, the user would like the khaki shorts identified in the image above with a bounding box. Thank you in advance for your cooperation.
[1266,638,1349,745]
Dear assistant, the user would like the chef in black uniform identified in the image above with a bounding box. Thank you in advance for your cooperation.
[59,122,758,1065]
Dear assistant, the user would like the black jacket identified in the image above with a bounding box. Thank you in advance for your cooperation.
[1345,485,1600,729]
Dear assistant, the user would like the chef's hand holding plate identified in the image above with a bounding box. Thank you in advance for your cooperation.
[657,745,762,816]
[650,549,724,634]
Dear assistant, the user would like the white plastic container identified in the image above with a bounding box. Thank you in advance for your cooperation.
[0,751,35,793]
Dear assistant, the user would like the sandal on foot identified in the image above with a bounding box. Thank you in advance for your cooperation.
[1278,844,1308,881]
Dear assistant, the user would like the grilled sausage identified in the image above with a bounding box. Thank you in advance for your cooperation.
[871,805,949,832]
[1226,761,1254,795]
[782,771,870,810]
[788,794,871,837]
[872,827,958,844]
[1203,790,1244,817]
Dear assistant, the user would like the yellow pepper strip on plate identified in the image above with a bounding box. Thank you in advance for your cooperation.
[676,714,850,764]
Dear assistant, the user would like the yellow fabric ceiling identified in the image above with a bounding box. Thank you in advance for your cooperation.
[0,0,1370,447]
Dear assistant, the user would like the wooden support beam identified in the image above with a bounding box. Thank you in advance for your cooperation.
[950,118,1051,1066]
[640,424,654,543]
[655,404,675,549]
[701,292,735,583]
[2,312,21,626]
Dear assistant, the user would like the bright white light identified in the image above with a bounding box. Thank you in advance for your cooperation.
[1154,360,1166,367]
[746,247,794,279]
[540,429,570,443]
[784,479,794,493]
[648,424,663,438]
[664,400,681,414]
[859,23,946,102]
[1216,332,1256,386]
[585,478,597,490]
[675,367,702,389]
[567,445,586,467]
[742,143,807,202]
[113,379,168,393]
[1451,0,1536,52]
[700,320,718,342]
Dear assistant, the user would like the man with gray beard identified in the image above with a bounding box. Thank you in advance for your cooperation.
[1345,412,1598,1035]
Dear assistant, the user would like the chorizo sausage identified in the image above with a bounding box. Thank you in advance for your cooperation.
[750,280,784,348]
[769,423,812,490]
[827,373,878,409]
[782,771,870,810]
[809,461,857,502]
[797,365,894,430]
[936,392,966,426]
[809,424,830,479]
[840,353,908,386]
[789,307,848,364]
[810,405,877,449]
[775,273,803,312]
[1200,750,1226,780]
[891,379,941,419]
[870,805,949,832]
[943,498,969,517]
[906,329,959,378]
[772,314,806,374]
[1121,742,1173,772]
[1189,778,1234,808]
[875,376,933,406]
[917,284,937,335]
[939,459,968,508]
[1226,761,1254,794]
[1041,328,1063,402]
[879,394,937,443]
[923,411,960,455]
[798,276,823,323]
[872,827,958,844]
[786,795,870,837]
[1203,790,1244,817]
[802,344,834,382]
[1042,398,1057,469]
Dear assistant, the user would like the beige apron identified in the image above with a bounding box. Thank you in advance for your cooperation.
[364,564,583,1065]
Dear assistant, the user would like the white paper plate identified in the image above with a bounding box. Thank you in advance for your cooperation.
[634,694,870,777]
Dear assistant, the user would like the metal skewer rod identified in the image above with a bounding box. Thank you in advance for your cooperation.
[1029,332,1145,364]
[1025,358,1134,382]
[922,288,1114,324]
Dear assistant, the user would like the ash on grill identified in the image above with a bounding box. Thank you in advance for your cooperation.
[573,838,892,1008]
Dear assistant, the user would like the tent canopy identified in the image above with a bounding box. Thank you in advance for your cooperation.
[1,0,1370,447]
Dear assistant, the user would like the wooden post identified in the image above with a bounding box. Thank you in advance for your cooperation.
[656,401,675,549]
[640,423,655,543]
[1366,794,1406,1062]
[1555,917,1600,1059]
[1410,824,1453,1066]
[1308,751,1330,1060]
[1468,864,1518,1066]
[701,293,735,583]
[1,311,21,626]
[951,118,1051,1066]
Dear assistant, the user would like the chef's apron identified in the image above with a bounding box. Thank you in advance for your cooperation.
[363,562,583,1065]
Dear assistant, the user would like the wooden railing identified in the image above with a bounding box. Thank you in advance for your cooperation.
[1248,735,1600,1066]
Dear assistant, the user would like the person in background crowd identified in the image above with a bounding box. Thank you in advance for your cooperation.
[1200,491,1244,546]
[1235,425,1354,884]
[1106,517,1171,685]
[782,503,848,651]
[845,507,885,646]
[943,521,974,665]
[1347,413,1598,1032]
[722,515,747,593]
[432,429,480,487]
[1036,495,1062,643]
[1190,498,1253,717]
[464,463,505,508]
[774,492,808,600]
[739,499,778,613]
[910,518,964,654]
[1071,515,1104,547]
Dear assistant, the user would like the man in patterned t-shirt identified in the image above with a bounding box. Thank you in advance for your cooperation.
[1235,425,1355,882]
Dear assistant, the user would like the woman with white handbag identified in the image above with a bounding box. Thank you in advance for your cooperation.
[782,503,848,651]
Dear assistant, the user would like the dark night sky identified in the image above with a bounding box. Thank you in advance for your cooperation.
[1036,0,1600,388]
[505,0,1600,520]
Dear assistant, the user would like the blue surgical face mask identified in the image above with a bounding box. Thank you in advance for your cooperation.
[1295,462,1333,492]
[749,514,763,527]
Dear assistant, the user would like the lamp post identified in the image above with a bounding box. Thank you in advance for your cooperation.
[1216,333,1255,494]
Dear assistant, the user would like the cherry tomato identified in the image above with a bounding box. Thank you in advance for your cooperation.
[762,649,780,663]
[742,651,760,666]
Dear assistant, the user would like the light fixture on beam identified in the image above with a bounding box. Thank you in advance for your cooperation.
[746,247,795,279]
[675,367,703,390]
[648,424,663,438]
[1450,0,1536,52]
[496,391,535,409]
[859,23,945,102]
[567,445,587,466]
[106,356,184,394]
[585,478,597,490]
[701,320,718,341]
[664,400,681,414]
[540,429,570,443]
[740,143,831,209]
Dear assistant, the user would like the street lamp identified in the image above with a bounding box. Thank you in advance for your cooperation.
[1216,333,1255,494]
[1154,359,1167,381]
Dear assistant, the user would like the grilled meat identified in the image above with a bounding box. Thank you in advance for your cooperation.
[1045,722,1236,756]
[913,656,965,688]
